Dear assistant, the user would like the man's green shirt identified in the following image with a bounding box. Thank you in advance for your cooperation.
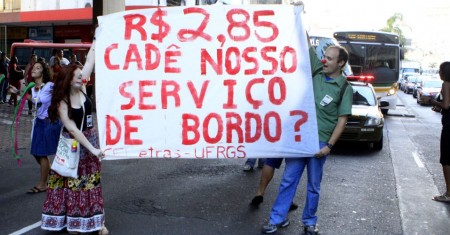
[309,47,353,142]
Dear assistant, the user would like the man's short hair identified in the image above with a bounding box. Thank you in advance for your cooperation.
[327,45,349,69]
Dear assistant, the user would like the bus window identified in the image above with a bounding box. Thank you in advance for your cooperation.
[10,42,91,69]
[33,48,52,63]
[346,45,365,76]
[13,47,30,69]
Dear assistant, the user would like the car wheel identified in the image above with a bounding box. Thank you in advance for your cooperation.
[373,135,383,151]
[418,97,424,106]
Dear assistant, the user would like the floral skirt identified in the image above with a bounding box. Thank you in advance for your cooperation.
[41,127,104,233]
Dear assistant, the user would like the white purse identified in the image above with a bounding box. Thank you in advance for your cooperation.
[51,132,81,178]
[51,94,85,178]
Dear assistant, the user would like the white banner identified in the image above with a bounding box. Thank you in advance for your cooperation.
[96,5,319,160]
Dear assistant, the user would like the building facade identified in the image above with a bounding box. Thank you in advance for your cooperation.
[0,0,96,54]
[0,0,278,55]
[0,0,198,55]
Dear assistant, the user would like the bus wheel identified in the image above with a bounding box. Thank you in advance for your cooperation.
[381,109,388,115]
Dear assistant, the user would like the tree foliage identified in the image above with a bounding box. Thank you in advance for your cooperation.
[380,13,406,46]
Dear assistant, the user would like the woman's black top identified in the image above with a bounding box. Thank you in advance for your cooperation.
[63,92,93,132]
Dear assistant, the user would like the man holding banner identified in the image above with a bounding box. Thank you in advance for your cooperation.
[262,44,352,234]
[93,4,350,234]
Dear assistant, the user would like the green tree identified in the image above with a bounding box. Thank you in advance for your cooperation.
[380,13,406,46]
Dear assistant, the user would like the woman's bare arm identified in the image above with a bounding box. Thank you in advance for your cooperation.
[58,100,101,156]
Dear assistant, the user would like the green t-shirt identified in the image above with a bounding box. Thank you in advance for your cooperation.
[309,47,353,142]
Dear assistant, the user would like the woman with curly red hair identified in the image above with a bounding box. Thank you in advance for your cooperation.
[41,39,108,234]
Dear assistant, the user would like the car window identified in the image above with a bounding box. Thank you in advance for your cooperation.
[403,68,420,73]
[407,77,418,83]
[352,85,376,106]
[423,80,442,88]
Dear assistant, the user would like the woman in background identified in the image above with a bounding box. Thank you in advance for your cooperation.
[50,56,62,82]
[423,61,450,202]
[7,56,23,107]
[24,54,37,115]
[27,61,61,193]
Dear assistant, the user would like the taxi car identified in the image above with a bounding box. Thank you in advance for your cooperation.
[338,81,387,150]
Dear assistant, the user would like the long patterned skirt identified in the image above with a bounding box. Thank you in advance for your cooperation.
[41,127,104,233]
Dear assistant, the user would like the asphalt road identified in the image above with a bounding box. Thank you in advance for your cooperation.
[1,92,450,235]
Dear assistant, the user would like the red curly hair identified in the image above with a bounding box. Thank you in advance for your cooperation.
[48,64,83,122]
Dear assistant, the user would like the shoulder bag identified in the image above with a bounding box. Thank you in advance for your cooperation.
[51,93,84,178]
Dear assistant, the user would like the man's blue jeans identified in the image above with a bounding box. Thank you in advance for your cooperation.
[269,142,327,226]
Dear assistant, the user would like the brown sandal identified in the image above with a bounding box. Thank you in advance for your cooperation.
[26,186,47,194]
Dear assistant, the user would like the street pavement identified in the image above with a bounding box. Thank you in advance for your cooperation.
[1,97,450,234]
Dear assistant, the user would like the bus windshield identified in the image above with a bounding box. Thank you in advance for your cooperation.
[334,31,400,85]
[346,43,399,83]
[334,31,401,113]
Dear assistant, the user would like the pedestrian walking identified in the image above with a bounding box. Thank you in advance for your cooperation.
[24,54,37,115]
[261,43,353,235]
[26,60,61,194]
[0,52,8,103]
[250,158,298,211]
[49,49,69,66]
[50,56,62,82]
[422,61,450,203]
[7,56,23,107]
[41,38,108,234]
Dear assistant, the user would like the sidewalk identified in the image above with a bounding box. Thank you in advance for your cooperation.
[388,115,450,234]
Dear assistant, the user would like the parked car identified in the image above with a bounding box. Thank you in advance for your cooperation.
[399,73,416,91]
[403,75,422,94]
[413,75,437,98]
[338,81,387,150]
[416,79,442,105]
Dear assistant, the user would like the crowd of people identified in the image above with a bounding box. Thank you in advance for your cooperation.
[0,38,107,234]
[1,34,352,234]
[0,49,81,110]
[2,33,450,235]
